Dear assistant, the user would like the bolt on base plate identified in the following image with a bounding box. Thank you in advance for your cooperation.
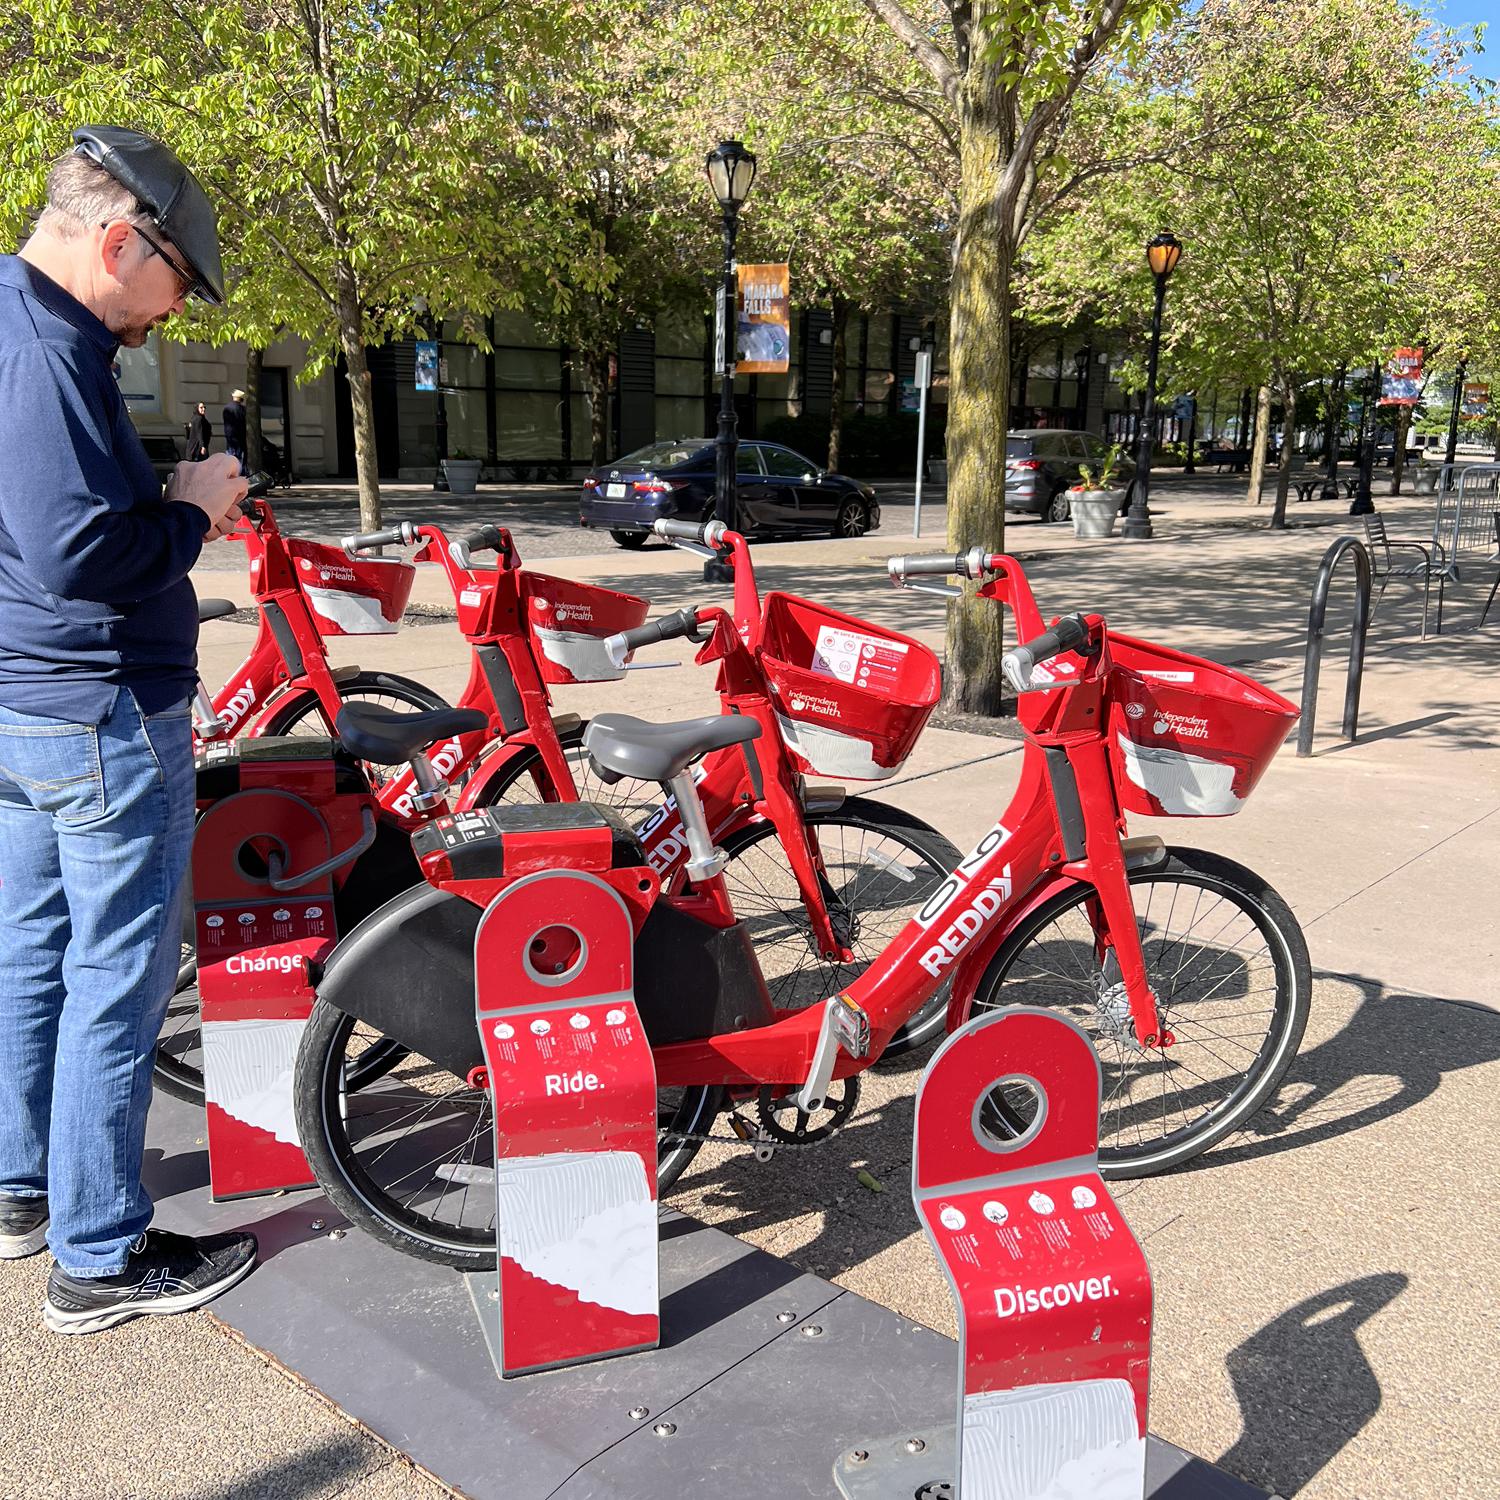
[833,1425,954,1500]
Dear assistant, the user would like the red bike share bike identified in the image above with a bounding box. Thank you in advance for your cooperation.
[289,537,1311,1269]
[158,517,961,1098]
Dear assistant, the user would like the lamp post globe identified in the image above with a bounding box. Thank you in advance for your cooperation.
[703,140,757,583]
[1123,233,1183,540]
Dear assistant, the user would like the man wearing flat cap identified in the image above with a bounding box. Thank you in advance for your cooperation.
[0,126,257,1333]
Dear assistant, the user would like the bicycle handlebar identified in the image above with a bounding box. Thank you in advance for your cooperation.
[653,517,729,549]
[458,523,509,557]
[603,604,703,669]
[1001,613,1091,693]
[341,524,413,555]
[245,473,272,499]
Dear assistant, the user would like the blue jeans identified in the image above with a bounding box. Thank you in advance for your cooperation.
[0,689,195,1276]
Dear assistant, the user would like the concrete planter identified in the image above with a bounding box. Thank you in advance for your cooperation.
[442,458,482,495]
[1069,488,1124,538]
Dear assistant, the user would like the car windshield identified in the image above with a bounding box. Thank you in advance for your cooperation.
[1005,437,1034,458]
[612,440,708,470]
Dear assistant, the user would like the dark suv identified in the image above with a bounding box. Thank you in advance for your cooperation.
[580,439,881,548]
[1005,429,1136,523]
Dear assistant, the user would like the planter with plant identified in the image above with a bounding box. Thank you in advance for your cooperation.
[441,450,483,494]
[1067,445,1127,537]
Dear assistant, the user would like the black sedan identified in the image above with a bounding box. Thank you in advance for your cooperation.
[580,439,881,548]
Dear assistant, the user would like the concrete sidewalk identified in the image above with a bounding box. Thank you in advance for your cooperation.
[9,481,1497,1499]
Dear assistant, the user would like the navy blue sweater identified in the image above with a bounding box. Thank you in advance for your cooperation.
[0,256,210,722]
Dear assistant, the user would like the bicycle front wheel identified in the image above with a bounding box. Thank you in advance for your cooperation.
[970,847,1310,1178]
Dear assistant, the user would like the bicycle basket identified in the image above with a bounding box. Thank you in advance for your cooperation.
[758,592,941,780]
[522,573,650,684]
[1107,633,1297,817]
[287,538,414,637]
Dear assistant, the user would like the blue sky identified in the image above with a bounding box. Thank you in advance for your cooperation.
[1429,0,1496,36]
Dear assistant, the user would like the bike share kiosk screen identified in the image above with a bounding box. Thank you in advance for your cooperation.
[192,739,366,1198]
[413,805,662,1378]
[911,1008,1153,1500]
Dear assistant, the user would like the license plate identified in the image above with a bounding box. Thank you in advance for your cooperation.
[606,482,628,498]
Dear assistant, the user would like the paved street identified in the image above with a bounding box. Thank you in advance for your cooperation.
[7,468,1497,1499]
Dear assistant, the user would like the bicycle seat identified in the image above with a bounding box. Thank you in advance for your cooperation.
[335,701,487,766]
[197,597,239,623]
[583,712,760,784]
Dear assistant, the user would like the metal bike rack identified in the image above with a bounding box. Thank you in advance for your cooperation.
[1297,536,1371,758]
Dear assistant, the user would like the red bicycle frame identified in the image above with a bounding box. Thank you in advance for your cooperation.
[193,496,395,745]
[630,550,1168,1094]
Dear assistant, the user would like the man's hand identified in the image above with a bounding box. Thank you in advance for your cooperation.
[168,454,248,539]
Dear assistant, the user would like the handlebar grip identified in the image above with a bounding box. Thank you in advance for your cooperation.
[603,605,702,668]
[459,523,509,556]
[341,525,409,556]
[653,517,707,542]
[889,553,964,580]
[244,473,273,498]
[1002,613,1092,693]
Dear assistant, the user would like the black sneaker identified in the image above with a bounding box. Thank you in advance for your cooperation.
[0,1194,49,1259]
[43,1227,257,1335]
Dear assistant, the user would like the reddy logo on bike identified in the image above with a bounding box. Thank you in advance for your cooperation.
[915,819,1013,977]
[388,738,466,817]
[216,679,256,732]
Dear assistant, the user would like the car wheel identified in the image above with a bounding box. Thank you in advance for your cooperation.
[1045,487,1072,524]
[834,498,867,538]
[609,529,649,549]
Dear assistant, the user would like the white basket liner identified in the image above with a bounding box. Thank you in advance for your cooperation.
[961,1377,1144,1500]
[774,711,898,781]
[201,1016,306,1145]
[533,626,627,682]
[495,1149,656,1315]
[303,585,400,635]
[1116,731,1242,816]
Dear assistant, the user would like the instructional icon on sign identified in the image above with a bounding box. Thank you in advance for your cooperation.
[1028,1190,1055,1216]
[939,1204,967,1231]
[1072,1185,1097,1209]
[569,1012,591,1030]
[982,1200,1009,1226]
[530,1019,551,1037]
[605,1008,627,1026]
[494,1022,515,1040]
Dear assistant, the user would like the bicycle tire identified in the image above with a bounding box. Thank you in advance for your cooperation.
[294,998,723,1270]
[151,670,450,1103]
[969,846,1310,1178]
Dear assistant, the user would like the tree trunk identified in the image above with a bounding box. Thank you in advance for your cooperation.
[584,350,611,467]
[1270,378,1297,529]
[335,264,381,532]
[245,347,264,474]
[1391,405,1411,493]
[943,80,1012,717]
[1246,384,1272,503]
[827,297,849,472]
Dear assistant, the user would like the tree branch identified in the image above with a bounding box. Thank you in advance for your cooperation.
[859,0,959,108]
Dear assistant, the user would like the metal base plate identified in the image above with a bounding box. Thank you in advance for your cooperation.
[833,1425,1270,1499]
[139,1091,1270,1500]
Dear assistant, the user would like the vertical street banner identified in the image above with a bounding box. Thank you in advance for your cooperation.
[415,340,439,392]
[1462,382,1491,419]
[1379,347,1424,406]
[736,263,790,373]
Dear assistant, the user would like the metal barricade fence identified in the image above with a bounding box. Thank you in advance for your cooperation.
[1433,463,1500,580]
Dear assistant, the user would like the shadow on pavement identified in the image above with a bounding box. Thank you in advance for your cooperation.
[187,1434,381,1500]
[1218,1272,1408,1495]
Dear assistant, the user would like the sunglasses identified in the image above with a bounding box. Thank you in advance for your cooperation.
[116,222,204,301]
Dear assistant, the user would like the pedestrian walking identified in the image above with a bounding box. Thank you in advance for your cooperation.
[186,399,212,461]
[0,125,257,1334]
[223,386,246,474]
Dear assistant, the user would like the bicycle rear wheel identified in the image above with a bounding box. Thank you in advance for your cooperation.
[294,1000,721,1271]
[970,847,1310,1177]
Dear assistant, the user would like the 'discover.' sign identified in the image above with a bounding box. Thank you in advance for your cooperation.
[913,1007,1153,1500]
[737,262,790,373]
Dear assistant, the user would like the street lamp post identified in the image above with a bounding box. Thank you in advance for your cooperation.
[414,296,448,492]
[1072,346,1090,429]
[1351,258,1401,517]
[703,140,757,583]
[1123,232,1182,541]
[1444,351,1468,489]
